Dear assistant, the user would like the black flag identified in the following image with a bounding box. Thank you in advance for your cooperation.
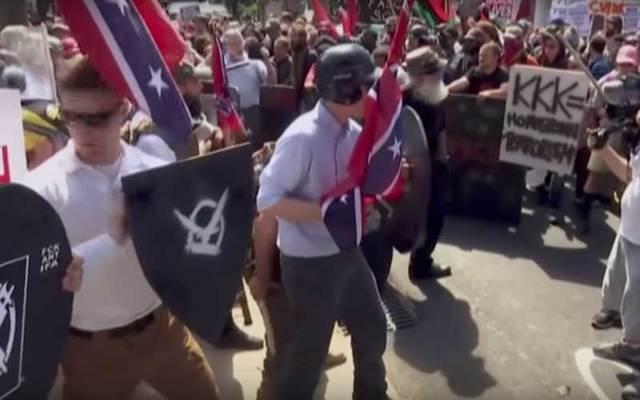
[0,184,73,399]
[122,144,254,343]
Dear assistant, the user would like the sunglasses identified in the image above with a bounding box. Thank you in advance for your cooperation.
[60,103,122,128]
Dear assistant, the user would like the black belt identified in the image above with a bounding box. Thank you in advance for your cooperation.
[69,312,155,339]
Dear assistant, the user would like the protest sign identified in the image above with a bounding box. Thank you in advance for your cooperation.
[486,0,515,19]
[500,65,589,176]
[444,94,505,164]
[588,0,624,15]
[180,4,200,21]
[550,0,591,38]
[0,90,27,184]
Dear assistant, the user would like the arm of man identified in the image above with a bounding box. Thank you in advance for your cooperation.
[257,134,323,222]
[593,144,632,184]
[259,50,277,85]
[447,76,470,93]
[478,83,508,99]
[249,213,278,301]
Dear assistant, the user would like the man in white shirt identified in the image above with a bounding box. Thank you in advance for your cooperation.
[24,56,218,400]
[589,116,640,399]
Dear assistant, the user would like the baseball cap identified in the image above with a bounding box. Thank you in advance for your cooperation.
[616,45,638,66]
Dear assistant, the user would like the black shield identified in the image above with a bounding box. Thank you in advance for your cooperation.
[0,184,73,399]
[122,144,254,343]
[386,106,431,253]
[258,85,298,147]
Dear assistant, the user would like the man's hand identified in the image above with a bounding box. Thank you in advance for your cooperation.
[248,274,271,302]
[62,255,84,292]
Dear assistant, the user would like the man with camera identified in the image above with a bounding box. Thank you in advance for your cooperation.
[590,105,640,399]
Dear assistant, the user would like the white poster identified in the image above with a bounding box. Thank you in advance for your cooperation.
[180,5,200,21]
[588,0,624,15]
[0,90,27,184]
[500,66,589,176]
[487,0,515,19]
[550,0,591,38]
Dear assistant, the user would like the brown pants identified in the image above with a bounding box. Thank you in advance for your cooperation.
[61,307,219,400]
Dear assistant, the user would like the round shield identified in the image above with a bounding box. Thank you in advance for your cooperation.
[0,184,73,399]
[386,106,432,253]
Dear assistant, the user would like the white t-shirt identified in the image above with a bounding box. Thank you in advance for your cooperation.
[22,141,166,331]
[621,151,640,245]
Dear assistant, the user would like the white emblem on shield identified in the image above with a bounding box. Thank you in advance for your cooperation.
[174,188,229,256]
[0,282,16,376]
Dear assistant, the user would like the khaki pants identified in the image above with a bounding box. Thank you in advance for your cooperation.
[61,307,219,400]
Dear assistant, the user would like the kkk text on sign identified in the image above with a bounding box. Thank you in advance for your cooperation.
[500,65,589,175]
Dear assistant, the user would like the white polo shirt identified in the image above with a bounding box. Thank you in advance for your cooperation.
[22,141,165,331]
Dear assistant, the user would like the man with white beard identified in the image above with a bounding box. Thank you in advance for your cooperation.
[402,46,452,280]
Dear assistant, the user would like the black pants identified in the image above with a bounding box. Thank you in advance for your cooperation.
[411,161,449,265]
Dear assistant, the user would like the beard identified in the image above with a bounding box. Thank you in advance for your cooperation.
[411,79,449,105]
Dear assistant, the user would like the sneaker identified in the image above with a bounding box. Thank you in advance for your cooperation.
[591,309,622,330]
[409,260,452,280]
[216,322,264,351]
[593,341,640,366]
[325,352,347,369]
[623,379,640,400]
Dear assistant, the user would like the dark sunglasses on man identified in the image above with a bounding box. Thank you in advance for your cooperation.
[60,102,122,128]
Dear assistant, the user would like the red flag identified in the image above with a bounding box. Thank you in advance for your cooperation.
[324,0,414,199]
[211,34,246,143]
[348,0,359,30]
[310,0,339,39]
[338,8,352,38]
[418,0,449,22]
[339,0,359,38]
[132,0,185,71]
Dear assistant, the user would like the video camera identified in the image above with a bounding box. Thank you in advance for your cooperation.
[590,74,640,154]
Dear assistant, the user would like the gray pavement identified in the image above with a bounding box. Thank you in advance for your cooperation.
[385,193,624,400]
[49,193,628,400]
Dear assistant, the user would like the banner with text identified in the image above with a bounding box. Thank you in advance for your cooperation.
[500,66,589,175]
[0,90,27,184]
[551,0,640,37]
[487,0,515,19]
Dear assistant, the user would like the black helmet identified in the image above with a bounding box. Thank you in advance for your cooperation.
[315,43,376,105]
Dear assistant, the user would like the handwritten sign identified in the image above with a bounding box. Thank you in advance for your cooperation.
[589,0,624,15]
[180,5,200,21]
[550,0,591,38]
[486,0,514,19]
[0,90,27,184]
[500,66,589,176]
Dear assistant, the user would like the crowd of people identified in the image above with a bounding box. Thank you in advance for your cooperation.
[3,1,640,399]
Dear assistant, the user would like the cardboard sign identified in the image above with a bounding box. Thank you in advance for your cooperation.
[0,90,27,184]
[500,66,589,175]
[180,4,200,20]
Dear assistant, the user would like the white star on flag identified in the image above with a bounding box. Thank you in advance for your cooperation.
[340,194,349,204]
[104,0,129,15]
[148,67,169,98]
[388,137,402,160]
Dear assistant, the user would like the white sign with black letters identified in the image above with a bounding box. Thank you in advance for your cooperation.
[0,90,27,184]
[500,65,589,175]
[180,4,200,20]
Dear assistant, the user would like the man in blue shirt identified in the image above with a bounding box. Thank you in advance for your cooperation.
[257,43,388,399]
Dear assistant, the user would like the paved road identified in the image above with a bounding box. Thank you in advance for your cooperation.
[385,193,623,400]
[49,193,626,400]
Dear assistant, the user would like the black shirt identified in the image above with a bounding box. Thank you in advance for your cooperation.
[402,90,446,160]
[272,56,293,85]
[465,66,509,95]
